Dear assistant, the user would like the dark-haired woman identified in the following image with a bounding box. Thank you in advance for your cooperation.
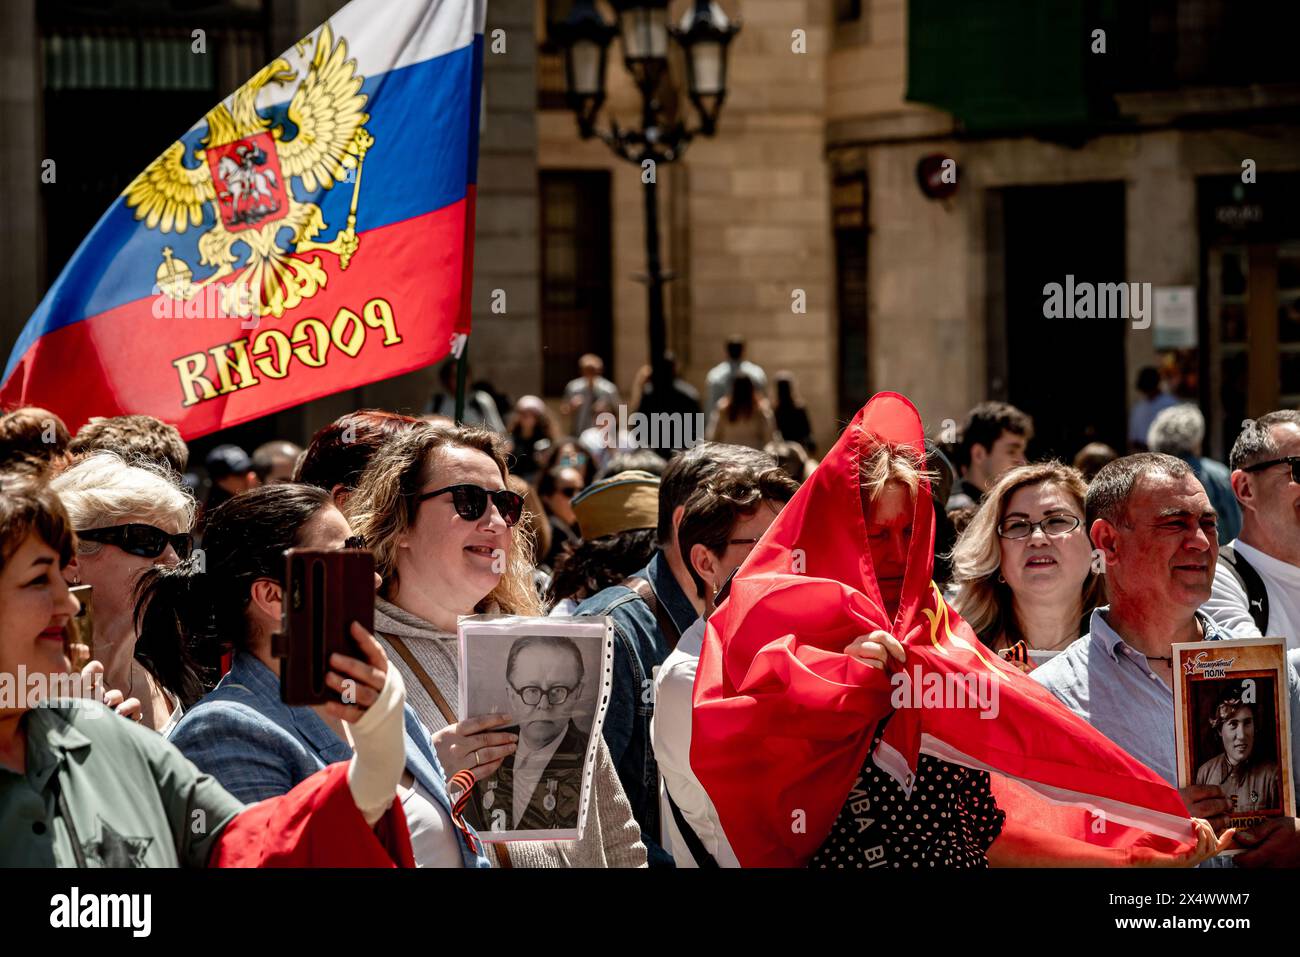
[706,375,775,450]
[295,409,422,507]
[0,475,413,867]
[146,484,489,868]
[538,465,584,569]
[772,371,814,453]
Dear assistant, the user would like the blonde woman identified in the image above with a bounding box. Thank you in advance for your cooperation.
[347,423,646,867]
[950,461,1104,669]
[50,451,197,732]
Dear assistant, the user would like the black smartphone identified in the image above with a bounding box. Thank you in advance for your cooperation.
[272,547,374,706]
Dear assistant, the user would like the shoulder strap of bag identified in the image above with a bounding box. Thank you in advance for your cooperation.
[622,576,684,650]
[665,787,718,868]
[386,634,457,725]
[386,635,514,869]
[1219,543,1270,633]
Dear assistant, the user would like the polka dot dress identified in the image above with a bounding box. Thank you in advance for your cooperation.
[809,730,1006,870]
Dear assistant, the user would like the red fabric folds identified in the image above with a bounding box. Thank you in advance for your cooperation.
[209,762,414,868]
[689,391,1195,867]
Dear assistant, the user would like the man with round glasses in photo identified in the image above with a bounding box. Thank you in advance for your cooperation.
[474,634,586,832]
[1205,411,1300,652]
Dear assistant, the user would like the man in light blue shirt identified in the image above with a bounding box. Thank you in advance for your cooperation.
[705,335,768,413]
[1034,452,1300,867]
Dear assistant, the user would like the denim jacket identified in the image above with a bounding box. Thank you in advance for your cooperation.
[576,550,698,867]
[170,652,489,868]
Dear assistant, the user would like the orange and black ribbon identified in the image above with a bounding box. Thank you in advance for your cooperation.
[447,768,481,854]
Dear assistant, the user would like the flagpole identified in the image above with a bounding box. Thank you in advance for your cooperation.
[453,341,469,424]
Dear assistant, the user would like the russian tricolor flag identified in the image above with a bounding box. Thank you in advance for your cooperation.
[3,0,485,439]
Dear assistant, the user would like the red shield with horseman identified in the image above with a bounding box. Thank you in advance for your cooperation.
[207,132,289,232]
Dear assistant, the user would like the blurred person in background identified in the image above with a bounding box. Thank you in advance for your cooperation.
[507,395,556,483]
[68,413,188,476]
[547,470,662,616]
[596,448,667,481]
[706,374,776,450]
[538,465,585,569]
[1129,365,1179,452]
[508,474,552,599]
[578,394,638,474]
[562,353,620,436]
[0,406,70,469]
[1147,403,1241,544]
[347,423,645,867]
[950,462,1104,671]
[772,371,814,453]
[636,353,703,458]
[251,440,302,485]
[427,360,506,433]
[947,401,1033,512]
[203,444,258,516]
[49,452,198,732]
[536,436,596,487]
[146,484,489,868]
[765,438,816,483]
[1073,441,1119,482]
[295,408,422,508]
[706,334,768,414]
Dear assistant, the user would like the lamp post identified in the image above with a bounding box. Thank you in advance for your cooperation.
[553,0,739,393]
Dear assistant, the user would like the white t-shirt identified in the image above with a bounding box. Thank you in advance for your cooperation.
[1204,538,1300,649]
[650,617,739,867]
[399,774,466,868]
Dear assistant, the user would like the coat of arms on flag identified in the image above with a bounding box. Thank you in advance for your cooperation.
[124,25,371,320]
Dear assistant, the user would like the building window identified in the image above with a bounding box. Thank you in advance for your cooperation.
[540,170,613,396]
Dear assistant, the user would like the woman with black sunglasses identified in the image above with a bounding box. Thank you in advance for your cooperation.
[49,451,197,732]
[347,423,646,867]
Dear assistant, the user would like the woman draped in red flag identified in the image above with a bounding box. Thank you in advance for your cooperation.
[689,392,1227,868]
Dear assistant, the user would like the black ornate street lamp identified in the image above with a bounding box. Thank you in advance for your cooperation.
[553,0,739,392]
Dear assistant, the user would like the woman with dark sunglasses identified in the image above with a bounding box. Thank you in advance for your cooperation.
[347,423,646,867]
[537,465,585,570]
[49,452,197,733]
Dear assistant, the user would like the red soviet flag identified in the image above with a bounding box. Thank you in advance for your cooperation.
[689,391,1196,867]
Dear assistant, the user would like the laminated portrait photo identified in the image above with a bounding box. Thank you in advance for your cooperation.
[1172,636,1296,836]
[457,614,614,843]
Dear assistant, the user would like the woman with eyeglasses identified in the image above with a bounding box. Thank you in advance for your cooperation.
[49,451,197,732]
[950,462,1106,671]
[347,423,646,867]
[137,483,489,867]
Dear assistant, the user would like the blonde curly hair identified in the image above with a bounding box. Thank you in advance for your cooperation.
[345,423,541,617]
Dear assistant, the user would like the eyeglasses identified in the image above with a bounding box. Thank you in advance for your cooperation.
[510,683,576,706]
[417,484,524,527]
[1243,456,1300,484]
[556,486,582,499]
[997,515,1082,540]
[727,537,760,546]
[77,523,192,559]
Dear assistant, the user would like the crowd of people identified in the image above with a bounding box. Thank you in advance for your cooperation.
[2,344,1299,869]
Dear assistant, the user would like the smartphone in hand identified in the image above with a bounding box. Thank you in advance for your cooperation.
[272,547,374,705]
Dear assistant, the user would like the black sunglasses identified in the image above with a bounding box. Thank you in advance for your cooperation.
[1244,456,1300,484]
[78,523,192,560]
[417,484,524,527]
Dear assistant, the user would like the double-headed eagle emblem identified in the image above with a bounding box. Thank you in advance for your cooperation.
[124,25,372,319]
